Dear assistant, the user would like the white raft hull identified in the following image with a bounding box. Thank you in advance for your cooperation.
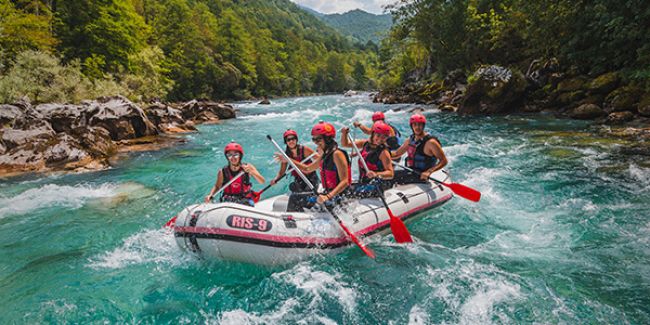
[173,170,453,265]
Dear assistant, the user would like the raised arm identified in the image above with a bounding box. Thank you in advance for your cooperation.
[391,137,411,158]
[353,121,372,135]
[243,163,266,184]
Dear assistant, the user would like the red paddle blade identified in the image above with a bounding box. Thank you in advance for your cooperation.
[446,182,481,202]
[387,210,413,243]
[163,216,177,228]
[252,191,261,203]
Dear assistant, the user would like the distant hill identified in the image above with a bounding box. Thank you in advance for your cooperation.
[301,8,392,45]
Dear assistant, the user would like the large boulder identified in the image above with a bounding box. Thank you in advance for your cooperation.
[86,95,158,141]
[587,72,620,94]
[70,126,117,157]
[179,99,236,121]
[35,103,86,133]
[636,93,650,117]
[1,120,55,151]
[603,86,642,113]
[459,65,528,115]
[0,104,23,126]
[145,102,196,133]
[569,103,605,119]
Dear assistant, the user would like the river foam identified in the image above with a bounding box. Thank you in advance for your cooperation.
[0,183,118,218]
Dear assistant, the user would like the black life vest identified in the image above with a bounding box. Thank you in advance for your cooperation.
[320,148,352,192]
[221,165,252,199]
[406,134,441,172]
[359,141,387,181]
[386,123,402,151]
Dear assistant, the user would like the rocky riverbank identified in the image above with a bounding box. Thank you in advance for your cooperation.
[374,60,650,132]
[0,96,235,177]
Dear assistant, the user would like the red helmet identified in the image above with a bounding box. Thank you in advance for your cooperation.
[372,121,392,136]
[283,129,298,140]
[311,121,336,137]
[372,111,385,122]
[224,142,243,155]
[409,113,426,125]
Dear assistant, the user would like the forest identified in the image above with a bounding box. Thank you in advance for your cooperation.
[0,0,379,104]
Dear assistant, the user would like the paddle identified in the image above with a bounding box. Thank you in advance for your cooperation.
[251,152,317,203]
[346,133,413,243]
[393,162,481,202]
[267,134,375,259]
[163,170,246,228]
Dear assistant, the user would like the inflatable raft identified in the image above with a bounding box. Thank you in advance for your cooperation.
[172,170,453,265]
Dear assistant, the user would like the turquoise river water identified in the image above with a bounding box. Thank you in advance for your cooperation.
[1,95,649,324]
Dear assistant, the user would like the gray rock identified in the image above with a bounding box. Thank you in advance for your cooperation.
[1,121,55,150]
[35,103,85,133]
[0,104,23,126]
[86,95,158,140]
[606,111,635,124]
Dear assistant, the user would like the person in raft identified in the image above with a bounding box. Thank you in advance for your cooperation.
[270,129,320,211]
[204,142,265,206]
[391,113,448,184]
[340,122,394,197]
[277,121,351,211]
[353,111,402,152]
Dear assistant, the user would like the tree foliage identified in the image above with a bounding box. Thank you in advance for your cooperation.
[0,0,378,104]
[382,0,650,88]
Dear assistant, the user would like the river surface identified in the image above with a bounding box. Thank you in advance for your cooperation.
[1,94,649,324]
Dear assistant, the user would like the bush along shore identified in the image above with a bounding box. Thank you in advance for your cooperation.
[0,96,235,177]
[374,61,650,140]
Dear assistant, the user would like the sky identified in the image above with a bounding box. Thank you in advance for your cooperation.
[289,0,395,15]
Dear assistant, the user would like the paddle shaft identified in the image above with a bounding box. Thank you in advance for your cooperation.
[347,132,413,243]
[267,135,375,258]
[208,170,245,202]
[257,152,317,194]
[393,162,481,202]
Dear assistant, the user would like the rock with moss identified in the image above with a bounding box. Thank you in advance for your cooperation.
[569,103,605,119]
[587,72,620,94]
[459,65,528,115]
[637,93,650,117]
[604,86,643,113]
[555,77,587,93]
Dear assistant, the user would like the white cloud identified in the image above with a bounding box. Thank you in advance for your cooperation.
[290,0,396,15]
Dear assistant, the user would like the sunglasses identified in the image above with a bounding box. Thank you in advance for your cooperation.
[225,152,241,158]
[285,137,297,142]
[311,136,324,143]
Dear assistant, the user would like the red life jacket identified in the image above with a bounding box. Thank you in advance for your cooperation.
[406,134,441,172]
[285,145,316,179]
[320,148,351,192]
[359,141,387,180]
[221,165,252,198]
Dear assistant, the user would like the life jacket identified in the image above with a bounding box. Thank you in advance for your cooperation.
[386,123,402,151]
[320,147,352,192]
[406,134,441,172]
[285,145,316,179]
[221,165,252,199]
[359,141,387,181]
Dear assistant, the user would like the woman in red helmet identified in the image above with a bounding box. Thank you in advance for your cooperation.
[341,121,395,197]
[341,121,394,182]
[204,142,265,206]
[391,113,447,184]
[270,129,319,193]
[278,121,351,209]
[353,111,402,151]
